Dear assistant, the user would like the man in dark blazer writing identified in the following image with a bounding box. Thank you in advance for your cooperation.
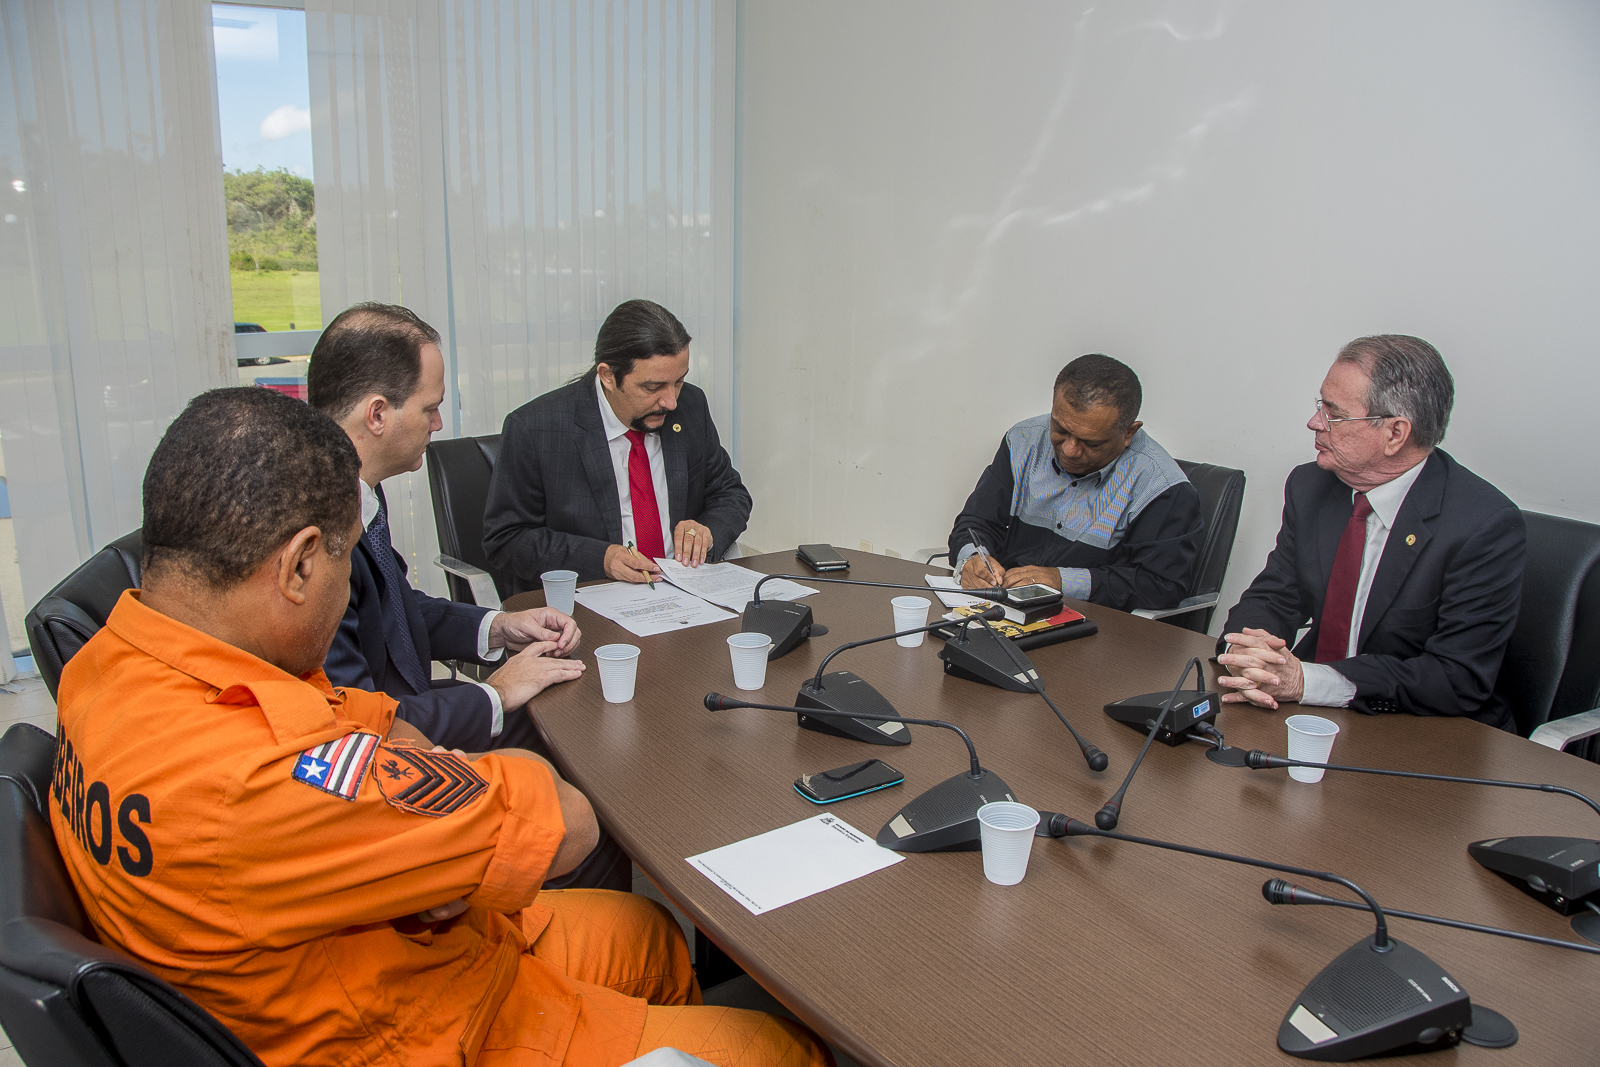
[484,299,752,593]
[1217,335,1524,728]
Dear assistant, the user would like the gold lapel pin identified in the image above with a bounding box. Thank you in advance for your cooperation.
[1405,534,1417,546]
[672,423,682,433]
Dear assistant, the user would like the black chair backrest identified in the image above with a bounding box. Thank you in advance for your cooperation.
[1494,511,1600,743]
[24,531,144,700]
[0,724,266,1067]
[424,434,508,603]
[1174,459,1247,633]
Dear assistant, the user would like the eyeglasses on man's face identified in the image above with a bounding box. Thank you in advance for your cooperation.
[1312,397,1392,429]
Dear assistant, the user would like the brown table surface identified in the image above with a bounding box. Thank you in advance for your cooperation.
[505,549,1599,1067]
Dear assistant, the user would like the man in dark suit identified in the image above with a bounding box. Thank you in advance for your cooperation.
[484,299,752,592]
[1217,335,1524,728]
[310,303,629,890]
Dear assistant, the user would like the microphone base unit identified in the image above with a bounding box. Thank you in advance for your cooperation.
[795,674,912,747]
[741,600,827,661]
[1278,936,1471,1061]
[1467,835,1600,917]
[938,623,1040,692]
[1103,688,1219,745]
[873,768,1017,853]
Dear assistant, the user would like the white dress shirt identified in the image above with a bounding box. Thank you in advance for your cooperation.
[361,479,506,735]
[596,375,674,556]
[1298,459,1428,707]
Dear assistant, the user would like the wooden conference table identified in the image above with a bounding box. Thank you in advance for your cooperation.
[506,550,1598,1066]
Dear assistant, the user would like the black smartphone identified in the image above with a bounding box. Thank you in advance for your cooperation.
[793,759,904,804]
[797,543,850,572]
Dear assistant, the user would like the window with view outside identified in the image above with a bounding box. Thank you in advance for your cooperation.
[213,4,318,391]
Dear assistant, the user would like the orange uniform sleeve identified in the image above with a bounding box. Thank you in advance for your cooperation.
[216,735,565,949]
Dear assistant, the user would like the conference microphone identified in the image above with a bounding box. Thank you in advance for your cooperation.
[1094,658,1204,830]
[1208,746,1600,942]
[704,693,1016,852]
[1037,814,1501,1060]
[743,573,1009,660]
[952,614,1108,773]
[795,606,1007,746]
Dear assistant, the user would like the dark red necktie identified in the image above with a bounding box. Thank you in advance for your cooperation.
[625,429,666,562]
[1315,492,1374,663]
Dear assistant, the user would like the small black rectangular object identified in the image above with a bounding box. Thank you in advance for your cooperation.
[794,759,905,803]
[797,543,850,571]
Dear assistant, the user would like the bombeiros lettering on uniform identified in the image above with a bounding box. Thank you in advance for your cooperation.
[51,729,153,877]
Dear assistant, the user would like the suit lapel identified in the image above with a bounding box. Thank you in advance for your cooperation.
[660,418,688,526]
[576,378,626,543]
[1357,452,1444,648]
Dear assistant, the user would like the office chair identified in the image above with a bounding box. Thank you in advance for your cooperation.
[0,723,269,1067]
[24,530,143,700]
[424,435,508,611]
[1132,459,1246,634]
[1497,511,1600,761]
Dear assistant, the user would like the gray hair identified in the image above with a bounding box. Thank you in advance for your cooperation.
[1335,335,1454,450]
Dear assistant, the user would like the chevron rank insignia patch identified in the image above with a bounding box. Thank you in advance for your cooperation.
[292,732,381,801]
[374,745,488,816]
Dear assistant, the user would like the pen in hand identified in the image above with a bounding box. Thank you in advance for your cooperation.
[627,540,656,590]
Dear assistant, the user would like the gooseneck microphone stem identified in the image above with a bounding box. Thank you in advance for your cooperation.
[808,607,1004,691]
[1244,752,1600,820]
[1262,879,1600,956]
[1053,817,1390,949]
[751,573,1007,605]
[974,617,1108,772]
[1096,657,1201,830]
[704,693,984,779]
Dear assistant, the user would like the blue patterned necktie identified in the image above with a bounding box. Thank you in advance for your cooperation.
[367,492,432,693]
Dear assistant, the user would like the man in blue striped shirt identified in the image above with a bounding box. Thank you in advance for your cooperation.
[949,354,1203,611]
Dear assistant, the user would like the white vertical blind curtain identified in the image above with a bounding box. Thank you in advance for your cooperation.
[0,0,234,605]
[307,0,735,596]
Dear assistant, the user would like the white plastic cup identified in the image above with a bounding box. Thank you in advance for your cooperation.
[977,801,1041,886]
[727,632,773,690]
[540,569,579,615]
[594,644,641,703]
[1285,714,1341,783]
[891,595,933,648]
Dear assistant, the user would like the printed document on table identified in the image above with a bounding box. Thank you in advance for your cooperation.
[571,581,736,637]
[652,558,816,611]
[687,813,903,915]
[925,573,989,610]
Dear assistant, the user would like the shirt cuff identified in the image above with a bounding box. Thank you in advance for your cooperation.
[477,610,505,661]
[472,681,505,738]
[1299,663,1357,708]
[1057,567,1091,600]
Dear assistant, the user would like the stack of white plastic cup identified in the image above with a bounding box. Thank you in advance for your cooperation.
[727,632,773,690]
[540,569,579,615]
[977,801,1041,886]
[1285,714,1341,782]
[891,596,932,647]
[594,644,641,703]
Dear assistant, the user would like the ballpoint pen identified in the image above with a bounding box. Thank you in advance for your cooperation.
[627,540,656,590]
[971,536,1000,587]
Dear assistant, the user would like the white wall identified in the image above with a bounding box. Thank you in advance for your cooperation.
[733,0,1600,628]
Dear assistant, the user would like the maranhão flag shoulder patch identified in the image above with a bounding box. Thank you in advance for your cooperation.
[291,731,381,801]
[373,744,488,817]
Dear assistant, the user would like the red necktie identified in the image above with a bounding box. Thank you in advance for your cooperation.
[625,429,666,562]
[1315,492,1374,663]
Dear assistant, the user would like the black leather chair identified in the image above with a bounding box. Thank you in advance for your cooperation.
[0,723,266,1067]
[1496,511,1600,760]
[1132,459,1246,634]
[24,531,143,700]
[424,434,508,609]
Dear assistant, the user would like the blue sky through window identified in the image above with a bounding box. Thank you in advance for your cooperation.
[213,4,313,178]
